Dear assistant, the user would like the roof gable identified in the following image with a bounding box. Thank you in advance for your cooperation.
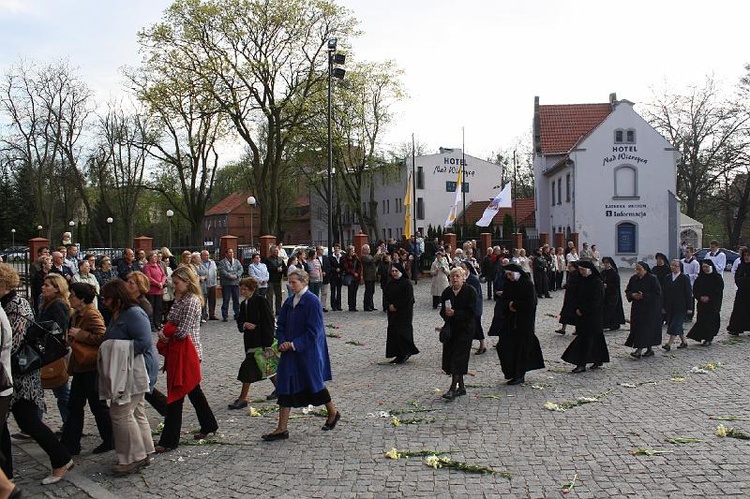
[205,191,251,216]
[457,198,536,227]
[538,103,612,154]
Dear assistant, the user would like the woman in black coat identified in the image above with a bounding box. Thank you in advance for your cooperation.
[532,248,550,299]
[600,257,626,330]
[497,263,545,385]
[561,261,609,372]
[728,250,750,335]
[383,266,419,364]
[555,261,579,334]
[687,259,724,346]
[624,261,662,358]
[439,268,476,400]
[661,259,692,350]
[460,263,486,355]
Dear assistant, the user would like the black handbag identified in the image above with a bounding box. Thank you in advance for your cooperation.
[342,274,353,287]
[439,323,451,343]
[11,341,42,377]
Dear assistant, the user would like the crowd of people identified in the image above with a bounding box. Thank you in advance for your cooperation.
[0,234,747,492]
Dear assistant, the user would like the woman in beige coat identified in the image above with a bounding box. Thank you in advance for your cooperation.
[430,249,450,309]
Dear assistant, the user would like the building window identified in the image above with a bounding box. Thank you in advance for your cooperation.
[614,165,638,198]
[417,167,424,189]
[565,174,571,202]
[362,202,367,216]
[617,222,637,254]
[551,181,556,206]
[382,228,386,240]
[387,199,390,214]
[626,129,636,143]
[557,179,562,205]
[417,197,424,220]
[446,181,469,193]
[382,200,385,214]
[388,228,392,239]
[614,129,624,143]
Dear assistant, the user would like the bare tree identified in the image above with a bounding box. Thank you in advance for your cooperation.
[644,77,750,218]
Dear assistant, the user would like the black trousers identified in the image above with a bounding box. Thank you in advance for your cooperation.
[147,294,163,330]
[158,384,217,449]
[486,279,493,299]
[555,271,564,290]
[12,399,71,469]
[363,281,376,311]
[206,286,217,318]
[331,279,342,310]
[347,282,359,311]
[60,371,113,454]
[145,387,168,416]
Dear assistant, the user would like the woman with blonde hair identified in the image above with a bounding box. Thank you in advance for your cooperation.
[155,266,217,452]
[39,273,72,427]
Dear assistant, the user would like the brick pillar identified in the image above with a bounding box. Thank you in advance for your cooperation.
[133,236,153,253]
[480,232,492,256]
[443,233,457,258]
[571,232,580,252]
[220,235,239,258]
[539,232,549,246]
[353,231,369,256]
[259,235,276,258]
[29,238,50,264]
[554,232,565,250]
[513,233,523,251]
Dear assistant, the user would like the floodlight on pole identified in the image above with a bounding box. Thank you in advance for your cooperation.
[166,210,174,248]
[247,196,257,248]
[106,217,114,248]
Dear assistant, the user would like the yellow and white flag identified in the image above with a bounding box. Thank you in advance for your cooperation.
[444,165,463,228]
[404,173,413,238]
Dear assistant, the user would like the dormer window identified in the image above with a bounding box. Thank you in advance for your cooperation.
[614,129,624,143]
[626,129,636,143]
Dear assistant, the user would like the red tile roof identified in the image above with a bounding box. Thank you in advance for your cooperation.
[539,103,612,154]
[457,198,535,228]
[205,191,252,216]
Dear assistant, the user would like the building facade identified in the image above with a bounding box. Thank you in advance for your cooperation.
[533,94,681,267]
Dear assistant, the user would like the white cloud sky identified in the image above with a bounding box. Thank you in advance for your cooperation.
[0,0,747,163]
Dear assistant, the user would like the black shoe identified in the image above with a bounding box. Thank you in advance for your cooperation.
[228,399,248,410]
[261,430,289,441]
[590,362,603,369]
[441,390,456,400]
[642,349,655,357]
[92,442,113,454]
[323,308,329,312]
[677,342,688,349]
[322,411,341,431]
[266,390,277,400]
[630,351,642,359]
[571,365,586,374]
[545,295,552,298]
[728,331,740,336]
[209,316,220,321]
[222,317,228,322]
[554,329,566,335]
[661,343,671,351]
[474,347,487,355]
[507,375,525,385]
[608,326,621,331]
[455,388,467,396]
[393,357,406,364]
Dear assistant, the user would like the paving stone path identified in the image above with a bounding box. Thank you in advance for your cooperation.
[8,270,750,498]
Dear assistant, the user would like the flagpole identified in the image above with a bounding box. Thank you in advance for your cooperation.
[412,133,417,239]
[461,126,466,240]
[513,149,518,235]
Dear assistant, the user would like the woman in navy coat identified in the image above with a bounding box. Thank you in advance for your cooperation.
[262,269,340,441]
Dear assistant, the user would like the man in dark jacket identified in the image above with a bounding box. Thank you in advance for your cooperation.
[329,243,343,311]
[263,245,286,316]
[317,245,331,312]
[360,244,378,311]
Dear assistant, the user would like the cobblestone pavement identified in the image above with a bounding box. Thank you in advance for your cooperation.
[9,271,750,498]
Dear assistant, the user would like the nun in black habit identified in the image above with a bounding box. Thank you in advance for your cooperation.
[561,260,609,372]
[727,249,750,335]
[383,265,419,364]
[600,257,626,330]
[624,261,663,358]
[497,263,545,385]
[687,259,724,346]
[555,261,580,335]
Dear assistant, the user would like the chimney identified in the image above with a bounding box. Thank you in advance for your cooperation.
[533,96,541,154]
[609,92,617,107]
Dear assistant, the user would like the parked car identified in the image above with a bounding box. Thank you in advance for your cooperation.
[694,248,741,271]
[1,246,29,262]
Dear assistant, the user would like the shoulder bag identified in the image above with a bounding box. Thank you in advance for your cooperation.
[439,323,451,343]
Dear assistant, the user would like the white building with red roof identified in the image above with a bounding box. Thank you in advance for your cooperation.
[533,93,681,266]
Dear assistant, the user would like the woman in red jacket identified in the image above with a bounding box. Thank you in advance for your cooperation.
[341,245,362,312]
[142,251,167,332]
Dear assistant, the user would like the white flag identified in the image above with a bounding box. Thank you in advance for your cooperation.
[444,165,463,228]
[475,183,512,227]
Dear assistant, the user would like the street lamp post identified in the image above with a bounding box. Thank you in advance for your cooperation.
[106,217,114,248]
[166,210,174,248]
[36,225,42,237]
[11,228,15,249]
[69,220,76,245]
[247,196,257,249]
[327,37,346,256]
